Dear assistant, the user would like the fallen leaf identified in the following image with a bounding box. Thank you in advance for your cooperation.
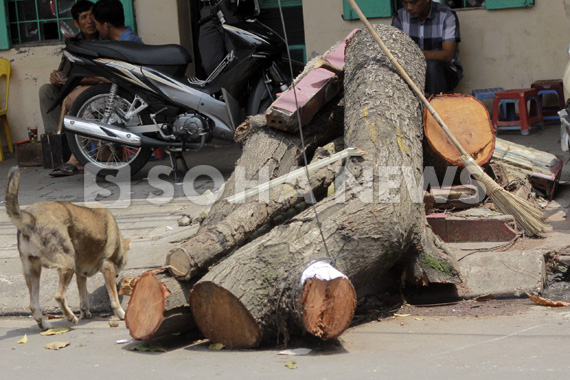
[44,341,70,350]
[209,343,225,350]
[17,334,28,344]
[415,317,424,321]
[40,327,71,336]
[526,292,570,307]
[394,313,411,317]
[473,294,495,301]
[285,361,297,369]
[129,342,167,353]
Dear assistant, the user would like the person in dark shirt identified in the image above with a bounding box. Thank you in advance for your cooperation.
[392,0,463,96]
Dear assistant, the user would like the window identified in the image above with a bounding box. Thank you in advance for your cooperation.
[8,0,79,44]
[342,0,535,20]
[0,0,136,50]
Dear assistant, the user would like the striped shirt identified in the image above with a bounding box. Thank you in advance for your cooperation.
[392,2,463,80]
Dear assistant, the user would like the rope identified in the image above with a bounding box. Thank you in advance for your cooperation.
[272,0,349,344]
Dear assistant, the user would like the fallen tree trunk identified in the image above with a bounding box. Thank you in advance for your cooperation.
[165,140,344,281]
[125,270,197,341]
[188,25,462,348]
[199,96,344,229]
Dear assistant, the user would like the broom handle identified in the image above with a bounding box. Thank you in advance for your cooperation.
[346,0,469,158]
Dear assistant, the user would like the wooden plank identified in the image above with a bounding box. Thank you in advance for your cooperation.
[265,29,359,133]
[492,137,563,199]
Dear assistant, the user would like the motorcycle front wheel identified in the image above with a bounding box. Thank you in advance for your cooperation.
[67,84,153,178]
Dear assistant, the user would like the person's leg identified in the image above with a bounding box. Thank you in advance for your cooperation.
[198,7,226,77]
[38,83,61,134]
[426,60,460,96]
[425,59,448,97]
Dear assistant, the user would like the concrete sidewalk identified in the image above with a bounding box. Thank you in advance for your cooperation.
[0,141,242,314]
[0,124,568,316]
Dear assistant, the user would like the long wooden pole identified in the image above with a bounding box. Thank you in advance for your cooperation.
[346,0,468,157]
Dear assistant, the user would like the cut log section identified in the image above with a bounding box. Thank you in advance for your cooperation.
[424,94,495,169]
[189,25,461,349]
[125,270,196,341]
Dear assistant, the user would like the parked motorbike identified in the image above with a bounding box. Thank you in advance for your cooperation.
[53,0,300,177]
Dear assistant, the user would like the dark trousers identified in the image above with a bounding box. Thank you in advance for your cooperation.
[425,59,460,97]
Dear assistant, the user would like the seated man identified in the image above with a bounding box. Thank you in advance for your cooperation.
[92,0,143,43]
[50,0,143,177]
[38,0,98,137]
[391,0,463,96]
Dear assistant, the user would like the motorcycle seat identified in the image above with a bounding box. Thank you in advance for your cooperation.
[66,39,192,77]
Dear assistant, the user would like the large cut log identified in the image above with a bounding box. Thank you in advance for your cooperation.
[423,94,495,184]
[188,25,462,349]
[125,270,197,341]
[165,140,345,281]
[199,96,344,229]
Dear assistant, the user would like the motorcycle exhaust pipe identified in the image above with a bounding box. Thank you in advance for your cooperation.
[63,116,199,149]
[63,116,143,146]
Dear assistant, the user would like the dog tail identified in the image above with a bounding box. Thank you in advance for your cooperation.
[6,167,30,230]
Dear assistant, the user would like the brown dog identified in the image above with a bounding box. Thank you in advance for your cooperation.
[6,167,130,330]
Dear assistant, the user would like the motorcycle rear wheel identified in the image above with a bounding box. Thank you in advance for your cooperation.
[67,84,153,178]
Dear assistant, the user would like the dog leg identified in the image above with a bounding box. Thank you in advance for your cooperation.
[55,267,78,324]
[76,275,92,319]
[101,259,125,319]
[22,257,51,330]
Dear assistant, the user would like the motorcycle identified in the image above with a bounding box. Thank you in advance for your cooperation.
[53,0,300,177]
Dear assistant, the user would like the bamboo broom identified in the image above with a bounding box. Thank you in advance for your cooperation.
[346,0,545,236]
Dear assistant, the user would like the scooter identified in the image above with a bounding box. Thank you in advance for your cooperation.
[53,0,300,177]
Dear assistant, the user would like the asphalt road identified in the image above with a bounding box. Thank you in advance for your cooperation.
[1,302,570,379]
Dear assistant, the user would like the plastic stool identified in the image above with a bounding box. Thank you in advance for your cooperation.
[472,87,506,119]
[531,79,565,121]
[492,88,545,136]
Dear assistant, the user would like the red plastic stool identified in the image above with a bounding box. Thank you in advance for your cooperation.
[531,79,565,120]
[492,88,544,136]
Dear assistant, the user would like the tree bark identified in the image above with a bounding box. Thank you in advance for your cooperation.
[125,270,197,341]
[188,25,462,348]
[165,140,343,281]
[199,97,344,232]
[199,96,344,229]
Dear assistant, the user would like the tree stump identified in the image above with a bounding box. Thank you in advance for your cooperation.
[188,25,461,349]
[125,270,197,341]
